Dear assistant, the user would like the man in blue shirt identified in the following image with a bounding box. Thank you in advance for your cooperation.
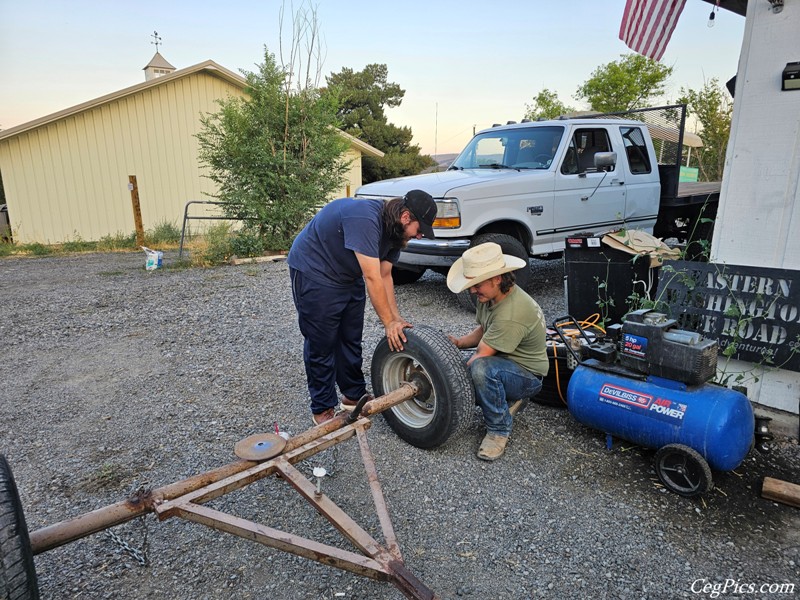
[288,190,437,425]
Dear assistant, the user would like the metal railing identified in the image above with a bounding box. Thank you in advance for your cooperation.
[178,200,228,260]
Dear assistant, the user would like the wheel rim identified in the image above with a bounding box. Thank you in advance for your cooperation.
[657,451,705,495]
[378,351,437,428]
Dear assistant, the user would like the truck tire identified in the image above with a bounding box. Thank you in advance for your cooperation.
[391,266,426,285]
[456,233,532,311]
[371,325,475,448]
[0,455,40,600]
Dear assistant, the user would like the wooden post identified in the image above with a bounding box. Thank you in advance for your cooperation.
[762,476,800,509]
[129,175,145,247]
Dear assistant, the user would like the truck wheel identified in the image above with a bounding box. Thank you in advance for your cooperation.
[654,444,713,497]
[371,325,475,448]
[0,455,40,600]
[391,266,426,285]
[456,233,532,311]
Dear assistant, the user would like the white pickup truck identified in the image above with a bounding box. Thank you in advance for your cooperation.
[356,105,720,291]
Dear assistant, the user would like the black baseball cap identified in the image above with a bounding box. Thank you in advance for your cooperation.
[404,190,436,239]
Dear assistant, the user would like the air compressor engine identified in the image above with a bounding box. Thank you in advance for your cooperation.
[611,309,718,385]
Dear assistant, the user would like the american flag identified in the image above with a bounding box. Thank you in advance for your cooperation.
[619,0,687,61]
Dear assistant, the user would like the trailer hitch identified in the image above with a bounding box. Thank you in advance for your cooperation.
[28,382,439,600]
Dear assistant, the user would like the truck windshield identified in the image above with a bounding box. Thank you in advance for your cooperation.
[451,126,565,170]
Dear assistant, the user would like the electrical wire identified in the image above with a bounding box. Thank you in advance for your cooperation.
[546,313,610,405]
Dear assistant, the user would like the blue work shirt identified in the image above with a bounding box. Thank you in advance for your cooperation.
[287,198,401,288]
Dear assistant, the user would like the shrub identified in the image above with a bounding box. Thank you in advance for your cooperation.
[230,229,266,258]
[147,220,182,245]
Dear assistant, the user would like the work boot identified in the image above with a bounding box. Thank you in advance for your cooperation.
[340,394,374,411]
[311,407,336,426]
[477,433,509,461]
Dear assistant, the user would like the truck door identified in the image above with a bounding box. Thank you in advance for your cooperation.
[553,127,626,240]
[618,125,660,229]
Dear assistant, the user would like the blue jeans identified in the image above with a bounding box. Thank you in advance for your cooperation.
[469,356,543,437]
[290,268,367,414]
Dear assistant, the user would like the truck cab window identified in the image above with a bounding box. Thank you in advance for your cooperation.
[561,128,613,174]
[451,126,564,170]
[620,126,652,174]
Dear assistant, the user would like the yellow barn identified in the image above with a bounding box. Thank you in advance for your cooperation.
[0,54,383,244]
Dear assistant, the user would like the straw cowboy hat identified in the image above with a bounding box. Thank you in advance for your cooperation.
[447,242,527,293]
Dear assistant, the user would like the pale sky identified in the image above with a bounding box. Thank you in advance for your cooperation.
[1,0,745,155]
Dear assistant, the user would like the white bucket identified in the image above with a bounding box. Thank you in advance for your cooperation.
[141,246,163,271]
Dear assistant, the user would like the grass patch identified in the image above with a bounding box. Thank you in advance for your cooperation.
[62,238,97,252]
[0,223,281,269]
[97,232,138,251]
[24,243,54,256]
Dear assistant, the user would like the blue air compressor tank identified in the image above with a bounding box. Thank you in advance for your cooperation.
[567,362,754,472]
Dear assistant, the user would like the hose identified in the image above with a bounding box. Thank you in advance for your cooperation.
[546,313,608,405]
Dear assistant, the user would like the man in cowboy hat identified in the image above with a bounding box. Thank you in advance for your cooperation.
[446,242,549,461]
[288,190,438,425]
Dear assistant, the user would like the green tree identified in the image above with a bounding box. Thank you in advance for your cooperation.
[326,64,435,183]
[575,53,673,113]
[196,47,349,251]
[524,88,576,120]
[678,79,732,182]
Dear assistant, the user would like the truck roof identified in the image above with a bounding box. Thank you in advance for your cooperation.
[477,117,645,135]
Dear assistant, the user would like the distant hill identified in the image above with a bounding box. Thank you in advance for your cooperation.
[421,153,459,173]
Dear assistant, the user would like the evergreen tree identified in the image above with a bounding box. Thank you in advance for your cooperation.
[326,64,435,183]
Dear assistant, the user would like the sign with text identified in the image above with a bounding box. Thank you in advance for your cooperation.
[655,261,800,372]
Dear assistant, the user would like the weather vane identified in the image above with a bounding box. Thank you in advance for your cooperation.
[151,31,162,51]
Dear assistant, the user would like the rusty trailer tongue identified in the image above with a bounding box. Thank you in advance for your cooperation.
[18,382,438,600]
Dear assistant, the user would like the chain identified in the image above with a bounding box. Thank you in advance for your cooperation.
[106,521,149,566]
[105,481,151,566]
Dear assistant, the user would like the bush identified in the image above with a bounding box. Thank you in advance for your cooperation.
[199,223,234,266]
[147,221,181,245]
[230,229,266,258]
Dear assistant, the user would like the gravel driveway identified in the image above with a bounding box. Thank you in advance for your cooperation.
[1,252,798,600]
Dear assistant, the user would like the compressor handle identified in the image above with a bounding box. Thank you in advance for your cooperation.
[552,315,595,363]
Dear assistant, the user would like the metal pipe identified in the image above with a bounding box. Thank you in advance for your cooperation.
[29,383,418,554]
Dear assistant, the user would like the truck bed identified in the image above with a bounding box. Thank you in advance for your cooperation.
[677,181,721,197]
[661,180,721,208]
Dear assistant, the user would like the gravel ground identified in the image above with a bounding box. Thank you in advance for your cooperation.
[1,251,798,600]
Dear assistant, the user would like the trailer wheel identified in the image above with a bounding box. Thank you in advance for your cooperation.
[456,233,531,311]
[371,325,475,448]
[654,444,713,497]
[0,455,40,600]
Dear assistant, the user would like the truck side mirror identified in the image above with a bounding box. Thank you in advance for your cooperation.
[594,152,617,170]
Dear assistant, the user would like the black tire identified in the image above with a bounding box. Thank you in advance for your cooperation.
[654,444,713,498]
[0,455,40,600]
[456,233,532,311]
[391,266,426,285]
[371,325,475,448]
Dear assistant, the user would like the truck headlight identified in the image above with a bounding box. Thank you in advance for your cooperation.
[434,199,460,229]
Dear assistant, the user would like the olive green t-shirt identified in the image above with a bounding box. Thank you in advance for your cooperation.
[476,285,549,376]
